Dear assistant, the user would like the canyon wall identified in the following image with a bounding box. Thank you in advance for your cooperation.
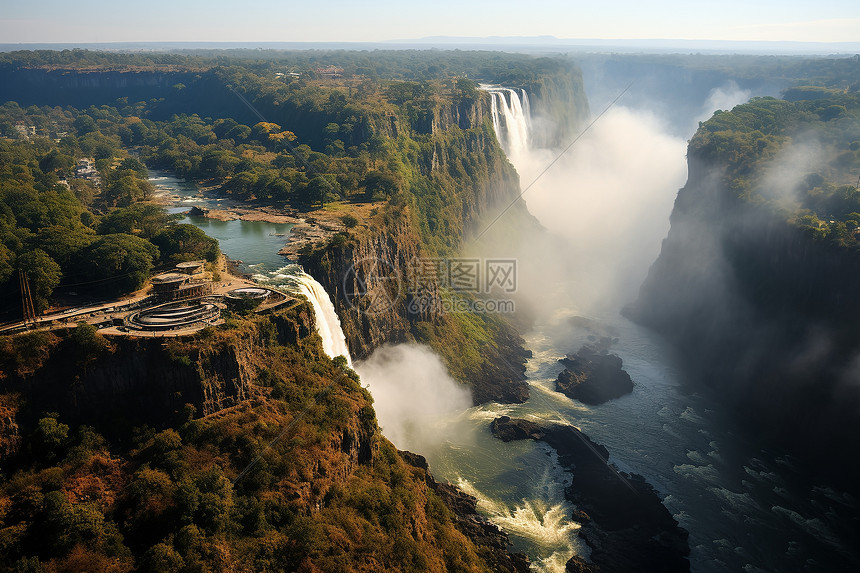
[629,148,860,481]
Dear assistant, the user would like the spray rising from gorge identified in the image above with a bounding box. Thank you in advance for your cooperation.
[290,82,758,571]
[475,80,860,571]
[171,70,858,571]
[287,271,472,458]
[479,83,689,313]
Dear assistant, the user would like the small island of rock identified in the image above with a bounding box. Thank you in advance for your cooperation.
[556,342,634,405]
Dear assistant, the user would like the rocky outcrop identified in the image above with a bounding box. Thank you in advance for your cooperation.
[187,205,209,217]
[303,218,425,359]
[399,450,531,573]
[556,344,634,405]
[491,416,690,573]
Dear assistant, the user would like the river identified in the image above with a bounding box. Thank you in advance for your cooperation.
[425,307,860,572]
[150,168,859,572]
[150,171,295,277]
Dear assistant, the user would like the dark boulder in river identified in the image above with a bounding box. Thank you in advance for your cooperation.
[556,344,634,405]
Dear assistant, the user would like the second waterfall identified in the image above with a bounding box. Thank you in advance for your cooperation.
[482,85,532,158]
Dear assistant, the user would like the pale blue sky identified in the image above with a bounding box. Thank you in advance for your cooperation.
[2,0,858,44]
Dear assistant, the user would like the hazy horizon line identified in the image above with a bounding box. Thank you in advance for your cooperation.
[1,36,859,56]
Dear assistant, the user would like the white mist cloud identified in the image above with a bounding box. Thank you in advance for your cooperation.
[512,106,688,311]
[693,81,752,134]
[355,344,472,454]
[758,137,825,212]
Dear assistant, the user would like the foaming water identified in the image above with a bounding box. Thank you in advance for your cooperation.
[149,170,239,211]
[291,271,352,365]
[456,475,579,548]
[453,459,583,573]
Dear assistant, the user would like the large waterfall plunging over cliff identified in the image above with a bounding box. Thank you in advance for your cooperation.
[292,271,353,366]
[482,85,531,158]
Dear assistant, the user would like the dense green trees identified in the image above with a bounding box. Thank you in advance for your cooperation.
[0,47,588,314]
[79,234,159,296]
[32,414,69,459]
[0,134,158,313]
[17,249,61,313]
[361,170,400,201]
[151,224,219,263]
[97,204,169,239]
[691,91,860,245]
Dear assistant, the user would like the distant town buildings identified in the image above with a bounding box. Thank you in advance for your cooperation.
[14,122,35,139]
[316,65,344,78]
[74,158,100,184]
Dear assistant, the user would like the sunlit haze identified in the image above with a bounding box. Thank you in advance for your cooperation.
[2,0,859,45]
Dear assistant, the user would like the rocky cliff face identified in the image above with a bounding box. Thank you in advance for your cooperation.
[0,67,198,108]
[302,70,589,404]
[628,153,860,481]
[302,94,532,403]
[0,304,314,450]
[303,217,426,358]
[524,68,591,149]
[301,211,532,405]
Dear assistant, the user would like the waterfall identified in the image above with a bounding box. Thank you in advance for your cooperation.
[481,85,532,157]
[521,89,532,131]
[292,271,352,366]
[490,91,502,142]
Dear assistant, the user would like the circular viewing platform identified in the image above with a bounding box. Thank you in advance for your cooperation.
[225,287,273,300]
[127,301,220,331]
[175,260,205,274]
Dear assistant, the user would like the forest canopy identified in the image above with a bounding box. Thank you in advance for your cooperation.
[690,91,860,245]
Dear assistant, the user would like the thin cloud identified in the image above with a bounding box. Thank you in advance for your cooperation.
[731,17,860,42]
